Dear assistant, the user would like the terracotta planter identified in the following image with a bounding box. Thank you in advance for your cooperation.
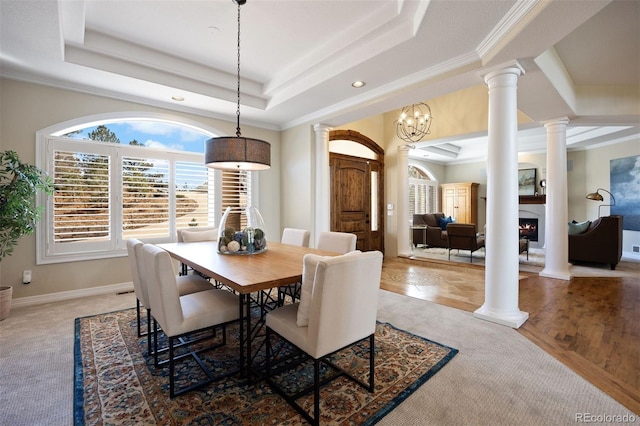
[0,286,13,321]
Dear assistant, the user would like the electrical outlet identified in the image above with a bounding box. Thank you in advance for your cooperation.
[23,270,32,284]
[633,245,640,253]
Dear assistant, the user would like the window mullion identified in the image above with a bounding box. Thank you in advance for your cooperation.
[113,149,124,250]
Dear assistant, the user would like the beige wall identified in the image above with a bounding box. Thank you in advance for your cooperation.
[280,124,314,238]
[389,85,532,142]
[0,78,280,299]
[3,77,638,302]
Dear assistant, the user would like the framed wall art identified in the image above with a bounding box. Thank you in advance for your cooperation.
[611,155,640,231]
[518,168,537,195]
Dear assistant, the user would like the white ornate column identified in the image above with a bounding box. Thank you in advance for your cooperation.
[397,145,411,256]
[474,64,529,328]
[540,118,572,280]
[313,124,332,245]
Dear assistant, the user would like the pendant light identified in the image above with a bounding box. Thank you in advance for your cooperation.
[395,102,433,143]
[205,0,270,171]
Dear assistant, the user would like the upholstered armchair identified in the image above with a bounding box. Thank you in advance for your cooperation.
[569,215,622,270]
[446,223,485,262]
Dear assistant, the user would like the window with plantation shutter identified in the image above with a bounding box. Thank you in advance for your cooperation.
[175,161,216,229]
[37,135,250,264]
[220,169,251,232]
[122,156,170,239]
[53,149,111,244]
[409,165,438,223]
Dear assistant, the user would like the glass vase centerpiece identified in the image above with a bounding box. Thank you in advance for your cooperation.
[217,206,267,255]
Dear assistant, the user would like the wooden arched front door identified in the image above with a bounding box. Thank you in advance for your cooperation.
[329,130,385,253]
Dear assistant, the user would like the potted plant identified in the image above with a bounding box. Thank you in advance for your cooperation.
[0,150,54,320]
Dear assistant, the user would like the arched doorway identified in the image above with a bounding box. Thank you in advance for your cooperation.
[328,130,385,253]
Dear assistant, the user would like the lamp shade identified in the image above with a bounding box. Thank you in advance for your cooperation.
[585,191,604,201]
[205,136,270,170]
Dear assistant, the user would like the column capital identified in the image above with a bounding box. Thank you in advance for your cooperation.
[543,117,570,128]
[480,60,525,83]
[397,144,412,155]
[313,123,332,134]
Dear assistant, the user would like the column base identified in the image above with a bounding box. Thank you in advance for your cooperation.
[539,268,572,280]
[399,249,413,257]
[473,306,529,329]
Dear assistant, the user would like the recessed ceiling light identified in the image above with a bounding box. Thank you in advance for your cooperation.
[351,81,366,88]
[172,96,185,102]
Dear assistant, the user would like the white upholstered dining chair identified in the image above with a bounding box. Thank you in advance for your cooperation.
[316,231,357,254]
[141,244,241,398]
[278,228,311,305]
[126,238,214,355]
[176,226,218,275]
[265,250,383,425]
[281,228,310,247]
[177,226,218,242]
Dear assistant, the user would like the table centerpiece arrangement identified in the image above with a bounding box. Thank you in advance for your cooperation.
[217,206,267,255]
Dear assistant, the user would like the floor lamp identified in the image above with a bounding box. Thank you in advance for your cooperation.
[586,188,616,217]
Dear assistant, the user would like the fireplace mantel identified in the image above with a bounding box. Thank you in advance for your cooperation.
[481,195,546,205]
[519,195,546,204]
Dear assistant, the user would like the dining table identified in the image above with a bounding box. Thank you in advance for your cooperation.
[156,240,338,380]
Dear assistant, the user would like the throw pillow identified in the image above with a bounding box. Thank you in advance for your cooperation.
[181,229,218,242]
[568,220,591,235]
[296,254,329,327]
[438,216,453,230]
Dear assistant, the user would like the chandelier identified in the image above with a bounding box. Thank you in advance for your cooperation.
[204,0,270,171]
[395,102,433,143]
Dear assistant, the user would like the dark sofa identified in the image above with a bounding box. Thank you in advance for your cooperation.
[568,215,622,270]
[412,213,448,248]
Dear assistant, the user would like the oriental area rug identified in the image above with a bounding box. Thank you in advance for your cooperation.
[74,308,458,425]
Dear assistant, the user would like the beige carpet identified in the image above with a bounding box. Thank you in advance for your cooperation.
[0,290,635,425]
[376,291,636,425]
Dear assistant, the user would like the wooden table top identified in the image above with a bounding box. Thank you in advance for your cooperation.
[157,241,337,294]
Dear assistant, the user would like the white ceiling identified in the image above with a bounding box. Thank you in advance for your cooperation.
[1,0,638,163]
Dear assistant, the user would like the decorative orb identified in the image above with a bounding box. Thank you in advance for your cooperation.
[227,240,240,252]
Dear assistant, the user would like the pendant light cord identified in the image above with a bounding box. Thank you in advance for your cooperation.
[235,1,242,137]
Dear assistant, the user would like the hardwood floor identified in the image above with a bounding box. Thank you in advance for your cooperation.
[380,256,640,414]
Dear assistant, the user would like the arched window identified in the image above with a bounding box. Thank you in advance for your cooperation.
[35,114,254,264]
[409,165,437,221]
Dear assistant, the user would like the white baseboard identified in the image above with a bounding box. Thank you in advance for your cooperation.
[622,251,640,262]
[11,282,134,309]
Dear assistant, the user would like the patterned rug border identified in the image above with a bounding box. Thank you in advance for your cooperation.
[73,308,459,425]
[363,321,459,425]
[73,307,133,426]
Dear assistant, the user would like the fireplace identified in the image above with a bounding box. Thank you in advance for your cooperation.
[519,203,544,249]
[519,218,539,242]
